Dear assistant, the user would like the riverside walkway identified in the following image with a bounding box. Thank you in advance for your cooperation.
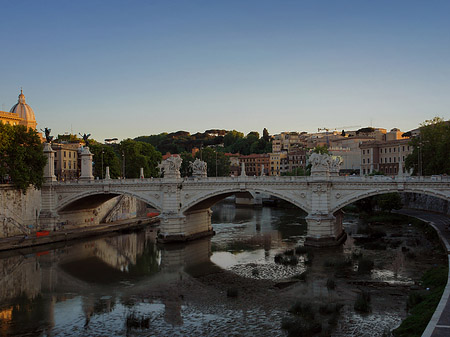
[397,209,450,337]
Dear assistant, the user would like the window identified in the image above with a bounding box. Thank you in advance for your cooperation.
[393,147,396,152]
[64,161,66,169]
[363,159,365,164]
[403,146,405,151]
[64,151,66,158]
[69,152,71,158]
[363,150,365,155]
[393,157,396,163]
[389,157,391,163]
[389,148,391,153]
[368,158,370,164]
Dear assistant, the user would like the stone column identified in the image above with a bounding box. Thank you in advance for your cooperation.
[241,162,246,176]
[140,167,144,179]
[80,147,94,181]
[105,166,111,180]
[40,143,58,229]
[43,143,56,182]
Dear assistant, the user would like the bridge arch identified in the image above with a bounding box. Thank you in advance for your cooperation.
[56,189,162,213]
[331,187,449,214]
[181,187,310,214]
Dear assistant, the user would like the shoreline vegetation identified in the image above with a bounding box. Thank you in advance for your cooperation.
[345,208,448,337]
[277,206,448,336]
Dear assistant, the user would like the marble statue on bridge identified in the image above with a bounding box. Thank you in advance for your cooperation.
[158,156,182,178]
[190,158,207,178]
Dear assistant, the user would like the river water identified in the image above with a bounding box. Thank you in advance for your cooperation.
[0,202,443,336]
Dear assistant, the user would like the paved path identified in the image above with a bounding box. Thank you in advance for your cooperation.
[0,217,158,252]
[396,209,450,337]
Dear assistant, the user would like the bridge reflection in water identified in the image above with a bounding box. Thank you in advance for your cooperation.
[0,226,214,336]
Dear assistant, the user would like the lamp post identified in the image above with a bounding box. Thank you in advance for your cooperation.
[122,151,125,179]
[215,147,218,177]
[101,150,104,179]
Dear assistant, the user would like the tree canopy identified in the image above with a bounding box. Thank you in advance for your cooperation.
[195,147,230,177]
[0,124,46,193]
[119,139,162,178]
[89,143,121,179]
[405,117,450,175]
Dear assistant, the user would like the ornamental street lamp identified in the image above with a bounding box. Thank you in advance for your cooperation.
[122,152,125,179]
[101,150,104,179]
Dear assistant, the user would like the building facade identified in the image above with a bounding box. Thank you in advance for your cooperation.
[239,154,270,176]
[52,143,82,181]
[360,129,413,175]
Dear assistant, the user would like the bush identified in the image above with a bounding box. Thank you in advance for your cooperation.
[358,258,375,274]
[324,257,352,269]
[407,291,426,310]
[295,246,308,255]
[281,317,322,337]
[354,291,371,313]
[288,301,315,319]
[126,313,150,329]
[393,266,448,337]
[305,251,314,266]
[326,278,336,290]
[293,271,308,281]
[227,288,238,298]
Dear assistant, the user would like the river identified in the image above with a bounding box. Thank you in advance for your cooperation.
[0,201,445,336]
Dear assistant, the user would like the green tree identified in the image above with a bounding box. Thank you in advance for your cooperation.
[281,167,308,176]
[195,147,230,177]
[223,130,244,147]
[120,139,162,178]
[0,124,46,193]
[89,143,121,179]
[312,145,330,154]
[375,193,403,212]
[405,117,450,175]
[263,128,270,141]
[180,151,194,177]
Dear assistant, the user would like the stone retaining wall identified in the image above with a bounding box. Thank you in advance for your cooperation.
[0,185,41,237]
[401,193,450,216]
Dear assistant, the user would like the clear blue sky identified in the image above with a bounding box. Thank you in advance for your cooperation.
[1,0,449,141]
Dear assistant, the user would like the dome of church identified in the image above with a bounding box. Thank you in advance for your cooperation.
[10,89,36,124]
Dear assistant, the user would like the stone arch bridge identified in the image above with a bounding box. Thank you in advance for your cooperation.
[39,146,450,246]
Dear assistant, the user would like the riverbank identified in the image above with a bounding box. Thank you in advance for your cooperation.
[0,217,160,252]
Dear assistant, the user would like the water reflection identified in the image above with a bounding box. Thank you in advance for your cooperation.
[0,203,440,336]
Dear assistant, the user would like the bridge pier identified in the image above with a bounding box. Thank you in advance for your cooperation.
[158,208,214,243]
[304,210,346,247]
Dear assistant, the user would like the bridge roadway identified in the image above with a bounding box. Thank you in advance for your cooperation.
[40,173,450,246]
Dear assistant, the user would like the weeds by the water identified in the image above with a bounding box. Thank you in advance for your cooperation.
[354,291,371,313]
[292,271,308,281]
[227,287,239,298]
[393,265,448,337]
[288,301,315,319]
[295,246,309,255]
[282,301,343,337]
[357,258,375,274]
[326,278,336,290]
[126,313,150,329]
